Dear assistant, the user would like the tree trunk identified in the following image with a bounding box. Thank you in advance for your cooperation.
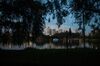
[28,32,30,45]
[83,13,86,48]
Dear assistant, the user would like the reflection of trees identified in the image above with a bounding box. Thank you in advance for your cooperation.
[89,27,100,44]
[2,31,12,44]
[91,27,100,39]
[87,27,100,48]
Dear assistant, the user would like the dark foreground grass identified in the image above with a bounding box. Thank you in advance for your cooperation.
[0,48,100,65]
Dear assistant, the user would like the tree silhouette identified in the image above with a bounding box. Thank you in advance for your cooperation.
[70,0,100,47]
[0,0,100,45]
[0,0,69,44]
[0,0,46,44]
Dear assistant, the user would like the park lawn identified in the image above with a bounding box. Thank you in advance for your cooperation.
[0,48,100,64]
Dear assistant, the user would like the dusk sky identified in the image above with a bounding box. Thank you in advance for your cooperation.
[42,0,92,35]
[44,13,91,35]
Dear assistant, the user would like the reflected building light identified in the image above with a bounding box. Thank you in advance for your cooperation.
[90,45,93,48]
[24,43,29,48]
[71,46,76,49]
[57,46,61,49]
[29,41,32,47]
[68,46,71,49]
[23,43,26,48]
[95,47,98,50]
[33,43,36,48]
[29,33,32,37]
[79,44,84,48]
[8,44,12,48]
[85,43,90,48]
[44,44,50,48]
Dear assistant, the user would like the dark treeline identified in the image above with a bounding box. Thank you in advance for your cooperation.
[0,0,100,45]
[0,0,46,44]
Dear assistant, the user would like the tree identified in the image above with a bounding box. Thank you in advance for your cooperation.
[1,0,99,45]
[44,0,68,27]
[70,0,100,47]
[0,0,69,44]
[0,0,46,44]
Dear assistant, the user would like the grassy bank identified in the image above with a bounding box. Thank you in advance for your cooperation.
[0,48,100,64]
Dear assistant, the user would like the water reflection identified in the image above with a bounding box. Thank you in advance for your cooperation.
[0,41,99,50]
[0,44,25,50]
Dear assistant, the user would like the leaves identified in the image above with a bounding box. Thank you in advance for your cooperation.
[0,0,47,43]
[62,10,69,17]
[61,0,67,5]
[70,0,100,32]
[44,0,69,27]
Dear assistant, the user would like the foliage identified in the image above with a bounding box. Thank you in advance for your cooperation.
[70,0,100,30]
[0,0,100,44]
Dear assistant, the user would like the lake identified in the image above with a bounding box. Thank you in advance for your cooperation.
[0,41,99,50]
